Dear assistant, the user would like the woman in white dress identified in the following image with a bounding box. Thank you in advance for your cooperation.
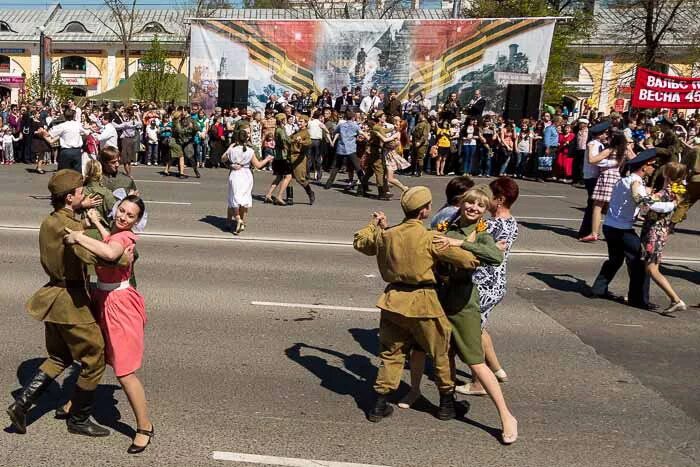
[224,130,273,234]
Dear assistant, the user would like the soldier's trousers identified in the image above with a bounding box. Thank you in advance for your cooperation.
[291,154,310,188]
[39,322,106,391]
[361,153,387,193]
[412,146,426,174]
[373,310,454,395]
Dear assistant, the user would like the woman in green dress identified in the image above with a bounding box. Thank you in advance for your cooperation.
[400,185,518,444]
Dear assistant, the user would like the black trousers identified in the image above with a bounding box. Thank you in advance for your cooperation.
[592,225,650,307]
[577,177,598,238]
[325,152,363,187]
[57,148,82,173]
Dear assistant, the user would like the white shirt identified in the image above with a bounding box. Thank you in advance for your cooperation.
[582,140,617,179]
[604,173,675,230]
[49,120,88,148]
[97,123,119,149]
[359,96,381,114]
[308,119,325,140]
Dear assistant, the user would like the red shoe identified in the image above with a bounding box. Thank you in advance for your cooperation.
[579,233,598,242]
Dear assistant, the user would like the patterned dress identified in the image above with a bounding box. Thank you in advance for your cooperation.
[640,188,676,264]
[472,217,519,327]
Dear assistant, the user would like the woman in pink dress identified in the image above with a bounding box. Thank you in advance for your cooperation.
[64,195,153,454]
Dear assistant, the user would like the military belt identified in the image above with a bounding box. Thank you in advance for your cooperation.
[389,282,436,291]
[48,279,86,289]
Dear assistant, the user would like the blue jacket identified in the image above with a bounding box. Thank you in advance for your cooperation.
[543,125,559,147]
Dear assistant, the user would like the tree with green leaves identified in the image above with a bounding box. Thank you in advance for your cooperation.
[134,36,183,104]
[464,0,593,105]
[23,65,72,105]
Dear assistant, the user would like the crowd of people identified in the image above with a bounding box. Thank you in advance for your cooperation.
[2,85,697,452]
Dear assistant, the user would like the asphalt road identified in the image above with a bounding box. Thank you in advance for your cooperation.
[0,164,698,467]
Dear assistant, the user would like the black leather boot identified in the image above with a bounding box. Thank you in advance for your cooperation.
[367,393,393,423]
[285,186,294,206]
[6,371,53,434]
[66,388,110,437]
[304,185,315,205]
[437,391,457,421]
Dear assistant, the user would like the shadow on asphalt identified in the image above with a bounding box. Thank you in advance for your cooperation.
[660,264,700,285]
[199,215,229,232]
[527,272,589,295]
[518,221,580,239]
[5,358,133,439]
[285,342,376,413]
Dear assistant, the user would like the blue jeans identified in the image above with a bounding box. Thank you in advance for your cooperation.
[147,143,158,164]
[472,146,492,176]
[497,150,513,176]
[461,144,476,175]
[515,152,529,177]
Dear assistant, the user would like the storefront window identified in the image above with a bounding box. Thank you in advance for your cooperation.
[61,56,87,72]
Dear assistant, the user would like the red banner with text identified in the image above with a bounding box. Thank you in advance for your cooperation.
[631,67,700,108]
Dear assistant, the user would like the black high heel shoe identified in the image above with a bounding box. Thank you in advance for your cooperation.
[127,425,154,454]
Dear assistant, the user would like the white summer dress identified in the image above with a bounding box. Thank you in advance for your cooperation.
[225,145,256,208]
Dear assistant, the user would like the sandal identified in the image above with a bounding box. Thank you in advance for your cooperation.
[273,197,286,206]
[127,425,154,454]
[455,383,487,396]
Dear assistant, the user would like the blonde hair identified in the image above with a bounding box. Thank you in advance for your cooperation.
[663,161,687,183]
[84,159,103,184]
[460,184,493,207]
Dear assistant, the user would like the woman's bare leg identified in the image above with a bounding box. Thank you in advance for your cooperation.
[398,350,425,408]
[469,363,517,443]
[590,203,603,236]
[647,263,681,303]
[118,373,153,447]
[470,330,502,392]
[276,175,292,199]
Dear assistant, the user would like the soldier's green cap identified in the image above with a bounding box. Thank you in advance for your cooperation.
[48,169,84,195]
[401,186,432,213]
[275,113,288,122]
[297,114,309,122]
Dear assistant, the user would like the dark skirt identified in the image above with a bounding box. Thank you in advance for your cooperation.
[31,134,52,154]
[272,159,292,176]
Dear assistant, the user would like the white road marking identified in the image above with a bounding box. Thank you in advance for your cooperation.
[517,216,580,221]
[612,324,643,327]
[211,451,391,467]
[1,225,698,264]
[144,200,192,205]
[519,195,567,198]
[251,301,378,313]
[133,179,201,184]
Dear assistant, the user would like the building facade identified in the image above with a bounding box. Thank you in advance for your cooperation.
[0,4,187,102]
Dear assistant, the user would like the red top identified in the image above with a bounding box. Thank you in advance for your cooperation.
[95,230,137,283]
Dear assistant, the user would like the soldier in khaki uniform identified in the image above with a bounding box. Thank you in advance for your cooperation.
[289,114,316,206]
[411,113,430,177]
[353,186,480,422]
[359,111,398,200]
[6,170,126,437]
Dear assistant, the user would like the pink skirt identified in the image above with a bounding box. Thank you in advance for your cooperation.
[94,287,147,377]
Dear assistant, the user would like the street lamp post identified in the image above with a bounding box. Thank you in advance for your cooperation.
[38,26,45,101]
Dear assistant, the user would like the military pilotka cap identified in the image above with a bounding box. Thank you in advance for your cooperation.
[627,148,657,171]
[48,169,84,195]
[589,120,611,135]
[401,186,432,213]
[297,114,309,122]
[275,113,287,122]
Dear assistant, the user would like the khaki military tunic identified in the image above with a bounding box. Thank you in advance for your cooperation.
[354,219,480,395]
[412,120,430,162]
[26,208,107,390]
[290,128,311,187]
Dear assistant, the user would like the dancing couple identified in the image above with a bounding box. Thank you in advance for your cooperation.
[6,169,154,454]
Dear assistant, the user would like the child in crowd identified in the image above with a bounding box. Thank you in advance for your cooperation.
[2,127,21,164]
